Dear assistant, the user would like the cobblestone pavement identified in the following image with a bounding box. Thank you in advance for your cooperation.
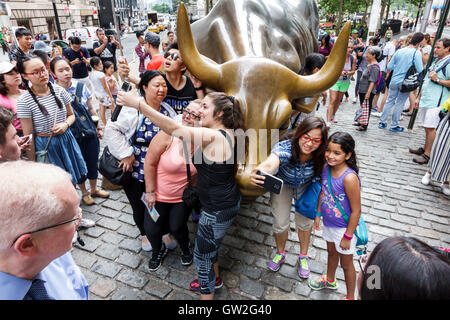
[72,78,450,301]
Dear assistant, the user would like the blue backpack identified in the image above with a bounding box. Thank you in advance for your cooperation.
[70,82,97,140]
[368,64,385,93]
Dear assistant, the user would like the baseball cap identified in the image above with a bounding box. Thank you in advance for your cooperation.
[145,32,160,47]
[33,40,52,53]
[0,61,15,74]
[351,29,358,34]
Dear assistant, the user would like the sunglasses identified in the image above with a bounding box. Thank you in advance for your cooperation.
[183,109,200,120]
[164,52,180,61]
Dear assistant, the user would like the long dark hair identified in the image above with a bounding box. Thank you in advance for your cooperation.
[17,55,63,116]
[360,237,450,300]
[290,116,328,177]
[327,131,358,174]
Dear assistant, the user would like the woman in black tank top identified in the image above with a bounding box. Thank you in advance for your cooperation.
[117,90,246,300]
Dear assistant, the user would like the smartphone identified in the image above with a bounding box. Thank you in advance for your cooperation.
[257,170,283,194]
[23,134,32,144]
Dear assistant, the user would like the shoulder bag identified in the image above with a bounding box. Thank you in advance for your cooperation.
[293,167,321,220]
[36,104,59,163]
[401,50,424,92]
[181,139,201,213]
[327,166,368,248]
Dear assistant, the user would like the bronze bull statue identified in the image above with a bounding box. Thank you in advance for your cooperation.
[176,0,350,198]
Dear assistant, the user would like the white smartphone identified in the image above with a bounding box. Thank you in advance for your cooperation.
[23,134,32,144]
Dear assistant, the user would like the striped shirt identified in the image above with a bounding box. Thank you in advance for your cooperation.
[271,139,315,188]
[17,85,72,135]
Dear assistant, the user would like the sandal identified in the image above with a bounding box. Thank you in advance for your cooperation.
[413,154,430,165]
[91,188,110,198]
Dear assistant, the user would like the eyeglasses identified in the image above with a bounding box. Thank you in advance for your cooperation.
[183,109,201,120]
[23,67,47,77]
[164,52,180,61]
[300,135,322,145]
[10,207,82,247]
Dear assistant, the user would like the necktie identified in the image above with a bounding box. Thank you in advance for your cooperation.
[25,279,55,300]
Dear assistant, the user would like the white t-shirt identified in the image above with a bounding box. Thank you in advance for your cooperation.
[422,45,432,56]
[89,70,108,99]
[379,42,396,72]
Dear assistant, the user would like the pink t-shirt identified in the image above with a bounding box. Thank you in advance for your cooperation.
[0,92,24,131]
[155,137,197,203]
[106,76,119,96]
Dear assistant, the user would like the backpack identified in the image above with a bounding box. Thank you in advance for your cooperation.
[401,50,425,92]
[368,64,385,93]
[70,82,97,140]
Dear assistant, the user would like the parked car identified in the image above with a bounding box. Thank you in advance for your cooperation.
[64,27,99,55]
[132,21,147,33]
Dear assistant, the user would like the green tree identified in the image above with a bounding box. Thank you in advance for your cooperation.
[152,4,173,14]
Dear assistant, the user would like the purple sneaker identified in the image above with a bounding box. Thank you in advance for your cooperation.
[298,256,311,279]
[267,251,286,271]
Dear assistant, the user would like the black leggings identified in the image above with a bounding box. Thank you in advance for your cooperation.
[144,201,191,252]
[122,178,146,236]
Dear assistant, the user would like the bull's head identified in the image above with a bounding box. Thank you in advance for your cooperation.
[177,2,350,198]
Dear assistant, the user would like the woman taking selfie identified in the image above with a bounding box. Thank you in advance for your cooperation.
[250,117,328,279]
[117,89,245,300]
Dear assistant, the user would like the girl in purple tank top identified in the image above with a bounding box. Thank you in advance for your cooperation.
[310,132,361,300]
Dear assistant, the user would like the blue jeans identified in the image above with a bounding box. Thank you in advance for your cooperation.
[379,83,410,128]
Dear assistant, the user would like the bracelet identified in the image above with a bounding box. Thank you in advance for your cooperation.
[65,121,70,128]
[316,211,322,217]
[343,233,353,240]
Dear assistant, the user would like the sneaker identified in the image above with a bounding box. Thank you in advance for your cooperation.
[421,171,431,185]
[378,122,387,129]
[189,277,223,292]
[409,147,424,155]
[442,184,450,196]
[91,188,110,198]
[148,243,168,272]
[267,251,286,271]
[141,235,152,252]
[79,218,95,228]
[352,97,357,104]
[163,234,177,251]
[389,126,404,132]
[331,116,338,123]
[82,194,95,206]
[370,105,378,112]
[326,121,331,128]
[298,256,311,279]
[180,247,193,266]
[372,111,382,117]
[309,275,338,290]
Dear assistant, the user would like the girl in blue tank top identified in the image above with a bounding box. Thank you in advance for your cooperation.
[310,132,361,300]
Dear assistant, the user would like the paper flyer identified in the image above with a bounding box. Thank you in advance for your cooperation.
[141,193,160,223]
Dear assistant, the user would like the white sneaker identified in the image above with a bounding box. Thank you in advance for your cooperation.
[79,218,95,228]
[141,235,152,252]
[372,111,382,117]
[442,183,450,196]
[72,231,78,244]
[326,121,331,128]
[421,171,431,185]
[352,97,357,104]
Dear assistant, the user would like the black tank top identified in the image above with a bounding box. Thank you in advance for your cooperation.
[193,129,241,212]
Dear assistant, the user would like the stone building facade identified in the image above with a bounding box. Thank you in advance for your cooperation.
[5,0,98,39]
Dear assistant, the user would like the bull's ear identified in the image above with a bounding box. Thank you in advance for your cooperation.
[291,95,321,114]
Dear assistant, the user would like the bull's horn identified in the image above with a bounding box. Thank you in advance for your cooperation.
[289,22,351,99]
[177,2,222,88]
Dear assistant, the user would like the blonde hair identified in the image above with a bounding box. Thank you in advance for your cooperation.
[0,161,72,249]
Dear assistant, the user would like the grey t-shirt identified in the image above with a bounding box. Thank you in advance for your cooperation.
[359,64,380,94]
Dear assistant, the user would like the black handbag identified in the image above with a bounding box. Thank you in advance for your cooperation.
[181,139,201,212]
[98,146,131,185]
[401,51,424,92]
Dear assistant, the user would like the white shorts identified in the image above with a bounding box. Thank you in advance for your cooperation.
[322,225,357,255]
[418,106,441,128]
